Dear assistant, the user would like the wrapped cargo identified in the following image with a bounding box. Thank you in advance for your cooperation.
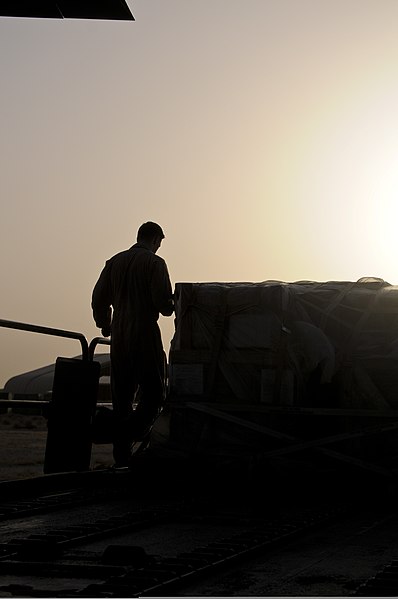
[158,278,398,473]
[169,278,398,408]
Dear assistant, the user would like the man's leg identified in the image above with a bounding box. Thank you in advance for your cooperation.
[110,350,138,466]
[125,350,167,441]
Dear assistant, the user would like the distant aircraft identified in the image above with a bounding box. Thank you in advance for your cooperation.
[0,1,134,20]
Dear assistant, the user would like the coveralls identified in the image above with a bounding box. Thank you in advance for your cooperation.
[91,243,174,464]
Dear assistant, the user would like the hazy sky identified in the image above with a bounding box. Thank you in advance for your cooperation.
[1,0,398,385]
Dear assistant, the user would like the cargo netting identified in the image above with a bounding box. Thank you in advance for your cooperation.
[168,278,398,410]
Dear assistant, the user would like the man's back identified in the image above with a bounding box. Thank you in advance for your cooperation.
[92,243,173,347]
[109,244,172,321]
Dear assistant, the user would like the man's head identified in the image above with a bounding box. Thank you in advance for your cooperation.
[137,221,165,253]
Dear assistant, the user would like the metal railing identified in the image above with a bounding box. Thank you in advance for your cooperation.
[0,319,90,362]
[88,337,111,361]
[0,398,112,410]
[0,319,111,413]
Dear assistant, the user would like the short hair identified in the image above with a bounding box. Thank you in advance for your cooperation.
[137,221,165,242]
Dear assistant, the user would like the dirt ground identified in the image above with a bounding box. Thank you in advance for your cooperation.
[0,412,114,482]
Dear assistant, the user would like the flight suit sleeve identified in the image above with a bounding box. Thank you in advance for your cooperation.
[91,261,113,330]
[151,259,174,317]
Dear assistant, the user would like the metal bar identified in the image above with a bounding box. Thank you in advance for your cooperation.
[0,400,112,409]
[180,401,398,418]
[88,337,111,362]
[262,421,398,458]
[186,403,397,478]
[186,402,297,441]
[0,319,89,361]
[0,400,48,409]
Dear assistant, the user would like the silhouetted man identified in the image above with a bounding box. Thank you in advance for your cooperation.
[92,221,174,466]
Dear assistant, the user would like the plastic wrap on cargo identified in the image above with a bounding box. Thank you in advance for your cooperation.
[169,278,398,409]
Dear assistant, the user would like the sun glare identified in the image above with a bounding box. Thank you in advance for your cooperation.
[370,157,398,278]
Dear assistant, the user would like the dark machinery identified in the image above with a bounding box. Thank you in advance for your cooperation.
[0,1,134,20]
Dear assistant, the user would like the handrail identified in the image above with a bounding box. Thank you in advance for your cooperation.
[0,319,89,362]
[0,400,112,409]
[88,337,111,362]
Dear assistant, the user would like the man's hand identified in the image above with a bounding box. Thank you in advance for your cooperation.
[101,325,111,337]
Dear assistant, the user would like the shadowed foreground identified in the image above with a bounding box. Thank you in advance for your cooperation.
[0,413,114,481]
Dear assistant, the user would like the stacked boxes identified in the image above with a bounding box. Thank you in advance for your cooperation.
[168,278,398,409]
[169,281,292,405]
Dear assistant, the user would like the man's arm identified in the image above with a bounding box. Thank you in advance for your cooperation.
[91,262,113,335]
[151,259,174,316]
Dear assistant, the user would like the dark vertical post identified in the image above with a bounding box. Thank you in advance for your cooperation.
[44,357,101,474]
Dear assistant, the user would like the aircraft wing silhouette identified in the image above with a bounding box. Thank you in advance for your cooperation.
[0,1,134,20]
